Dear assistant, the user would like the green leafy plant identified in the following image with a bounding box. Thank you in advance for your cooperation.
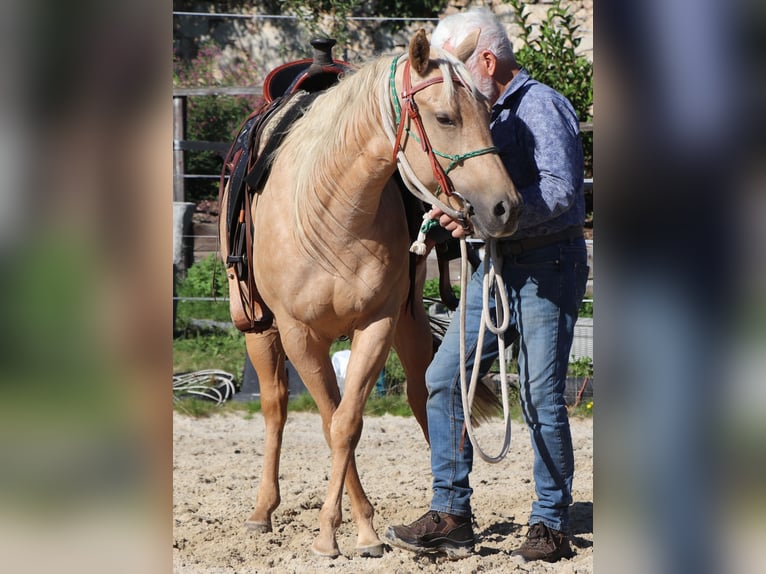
[371,0,447,18]
[422,276,460,300]
[370,0,449,31]
[279,0,365,53]
[383,348,406,393]
[174,396,221,418]
[568,399,593,418]
[566,356,594,416]
[289,392,320,412]
[568,356,593,378]
[364,393,413,417]
[174,41,264,201]
[175,254,232,324]
[173,331,245,375]
[422,277,441,300]
[173,392,415,419]
[506,0,593,178]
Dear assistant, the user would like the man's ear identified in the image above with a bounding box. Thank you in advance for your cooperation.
[453,29,480,63]
[480,50,497,76]
[409,28,430,75]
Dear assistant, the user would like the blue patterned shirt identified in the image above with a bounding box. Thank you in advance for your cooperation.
[491,68,585,239]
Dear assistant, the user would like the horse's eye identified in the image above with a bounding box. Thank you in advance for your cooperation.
[435,113,456,126]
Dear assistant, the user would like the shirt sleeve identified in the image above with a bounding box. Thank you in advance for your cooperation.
[501,90,584,232]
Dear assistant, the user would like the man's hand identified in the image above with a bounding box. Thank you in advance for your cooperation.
[429,207,468,239]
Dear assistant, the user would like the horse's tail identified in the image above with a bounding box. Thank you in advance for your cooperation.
[469,380,504,427]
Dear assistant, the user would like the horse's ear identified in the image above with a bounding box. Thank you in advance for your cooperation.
[409,28,431,76]
[454,29,480,63]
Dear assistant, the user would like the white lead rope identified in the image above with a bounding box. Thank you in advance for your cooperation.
[458,239,513,463]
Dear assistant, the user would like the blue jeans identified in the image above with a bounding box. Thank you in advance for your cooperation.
[426,237,589,532]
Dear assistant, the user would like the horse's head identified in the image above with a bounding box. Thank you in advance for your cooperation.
[390,29,522,239]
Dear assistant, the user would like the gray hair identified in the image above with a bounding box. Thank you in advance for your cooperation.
[431,7,516,71]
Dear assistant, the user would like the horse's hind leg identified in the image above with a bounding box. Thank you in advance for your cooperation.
[243,327,288,533]
[393,255,434,443]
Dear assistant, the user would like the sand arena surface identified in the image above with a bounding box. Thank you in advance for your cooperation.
[173,410,593,573]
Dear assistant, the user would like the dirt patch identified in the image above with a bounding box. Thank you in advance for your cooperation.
[173,411,593,573]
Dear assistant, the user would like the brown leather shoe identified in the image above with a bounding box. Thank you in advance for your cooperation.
[384,510,475,559]
[512,522,571,562]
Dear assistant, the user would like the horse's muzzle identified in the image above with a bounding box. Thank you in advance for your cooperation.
[467,197,521,239]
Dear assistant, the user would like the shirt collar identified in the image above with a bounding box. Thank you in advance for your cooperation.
[492,67,530,112]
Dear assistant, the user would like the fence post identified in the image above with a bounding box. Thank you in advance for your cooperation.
[173,96,186,202]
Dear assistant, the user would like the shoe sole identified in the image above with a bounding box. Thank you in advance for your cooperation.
[512,547,571,562]
[383,527,474,560]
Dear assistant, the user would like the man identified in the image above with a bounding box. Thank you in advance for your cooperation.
[384,8,589,563]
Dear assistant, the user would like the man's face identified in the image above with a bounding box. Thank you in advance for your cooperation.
[441,37,500,104]
[467,56,499,104]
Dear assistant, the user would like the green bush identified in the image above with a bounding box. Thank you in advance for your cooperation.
[175,254,231,324]
[371,0,450,32]
[422,276,461,300]
[364,393,413,417]
[173,330,245,374]
[568,356,593,378]
[383,348,406,393]
[174,41,264,201]
[279,0,364,50]
[372,0,448,18]
[506,0,593,178]
[279,0,450,46]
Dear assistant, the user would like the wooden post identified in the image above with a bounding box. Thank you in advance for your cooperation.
[173,96,186,202]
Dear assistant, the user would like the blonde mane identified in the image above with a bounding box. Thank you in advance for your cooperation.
[276,48,479,273]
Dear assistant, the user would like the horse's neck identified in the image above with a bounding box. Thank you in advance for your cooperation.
[274,135,401,275]
[293,116,394,228]
[276,62,404,268]
[323,141,396,223]
[297,61,396,222]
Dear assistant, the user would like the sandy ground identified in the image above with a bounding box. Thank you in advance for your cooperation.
[173,410,593,573]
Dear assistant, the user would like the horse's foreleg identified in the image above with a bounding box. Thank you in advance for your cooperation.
[268,335,345,558]
[316,388,383,558]
[295,328,390,558]
[244,328,288,533]
[328,324,397,557]
[302,382,381,558]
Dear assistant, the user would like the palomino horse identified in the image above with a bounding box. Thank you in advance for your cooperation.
[220,29,522,557]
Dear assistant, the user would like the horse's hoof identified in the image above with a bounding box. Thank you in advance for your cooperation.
[356,543,384,557]
[245,519,271,533]
[310,542,340,558]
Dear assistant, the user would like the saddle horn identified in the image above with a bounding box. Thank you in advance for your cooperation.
[308,37,336,68]
[264,37,354,102]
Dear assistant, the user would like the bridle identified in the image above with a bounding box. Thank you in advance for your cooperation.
[385,56,500,230]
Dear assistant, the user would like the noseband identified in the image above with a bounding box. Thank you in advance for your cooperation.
[389,58,500,215]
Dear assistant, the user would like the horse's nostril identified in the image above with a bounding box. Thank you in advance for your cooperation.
[493,202,507,217]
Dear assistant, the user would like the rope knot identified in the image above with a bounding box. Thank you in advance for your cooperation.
[409,215,441,255]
